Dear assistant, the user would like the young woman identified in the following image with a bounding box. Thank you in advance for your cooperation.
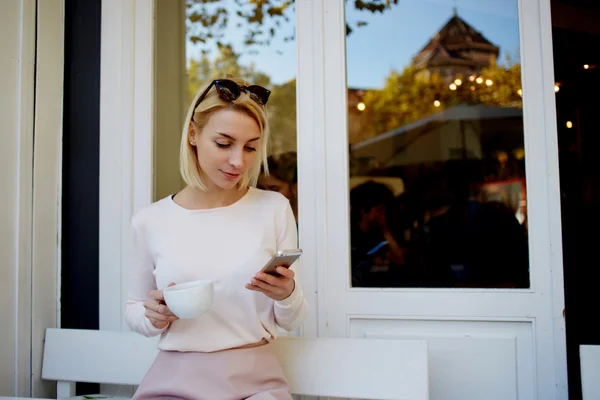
[125,77,308,399]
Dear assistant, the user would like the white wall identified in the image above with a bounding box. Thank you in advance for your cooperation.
[0,1,62,396]
[0,0,35,395]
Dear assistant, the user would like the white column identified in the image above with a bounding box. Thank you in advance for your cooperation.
[31,0,64,396]
[0,0,35,396]
[0,0,63,397]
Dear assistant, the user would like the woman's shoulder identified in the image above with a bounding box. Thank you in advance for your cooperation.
[250,187,290,209]
[130,195,173,228]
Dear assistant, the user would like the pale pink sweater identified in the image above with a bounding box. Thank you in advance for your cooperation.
[124,187,308,352]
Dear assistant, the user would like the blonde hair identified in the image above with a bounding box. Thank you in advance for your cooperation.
[180,77,270,190]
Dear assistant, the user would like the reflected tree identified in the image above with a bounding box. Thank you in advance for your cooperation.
[186,0,399,54]
[187,44,297,155]
[268,79,297,155]
[360,58,523,141]
[187,43,271,101]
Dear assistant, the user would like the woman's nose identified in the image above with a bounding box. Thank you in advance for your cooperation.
[229,149,244,169]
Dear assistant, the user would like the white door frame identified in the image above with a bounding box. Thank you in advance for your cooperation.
[98,0,567,397]
[99,0,155,332]
[98,0,323,333]
[31,1,64,396]
[13,1,37,395]
[315,0,567,398]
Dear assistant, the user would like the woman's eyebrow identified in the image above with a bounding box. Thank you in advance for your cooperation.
[216,132,260,142]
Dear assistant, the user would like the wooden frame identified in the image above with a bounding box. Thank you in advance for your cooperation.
[98,0,567,397]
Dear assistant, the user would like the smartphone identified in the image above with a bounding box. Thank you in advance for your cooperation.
[260,249,303,276]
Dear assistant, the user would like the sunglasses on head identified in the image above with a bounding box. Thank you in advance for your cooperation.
[193,79,271,111]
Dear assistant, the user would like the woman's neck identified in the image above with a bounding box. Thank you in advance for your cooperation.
[174,185,249,210]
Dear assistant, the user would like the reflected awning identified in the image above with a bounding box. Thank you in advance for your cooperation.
[351,104,524,166]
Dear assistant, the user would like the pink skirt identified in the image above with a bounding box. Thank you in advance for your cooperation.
[132,343,292,400]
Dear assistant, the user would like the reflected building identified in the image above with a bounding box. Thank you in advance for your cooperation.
[346,9,529,290]
[347,10,503,146]
[412,10,500,81]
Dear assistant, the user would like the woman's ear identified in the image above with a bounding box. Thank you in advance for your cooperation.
[188,122,196,146]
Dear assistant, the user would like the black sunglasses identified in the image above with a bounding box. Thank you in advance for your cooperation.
[193,79,271,111]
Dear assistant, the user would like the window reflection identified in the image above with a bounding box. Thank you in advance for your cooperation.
[153,0,298,209]
[346,3,529,288]
[258,152,298,221]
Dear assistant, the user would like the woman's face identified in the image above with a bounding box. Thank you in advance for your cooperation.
[190,108,261,191]
[258,174,294,201]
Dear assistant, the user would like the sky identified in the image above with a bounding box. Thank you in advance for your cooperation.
[185,0,520,89]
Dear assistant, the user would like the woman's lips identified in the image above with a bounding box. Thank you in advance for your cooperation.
[221,170,240,179]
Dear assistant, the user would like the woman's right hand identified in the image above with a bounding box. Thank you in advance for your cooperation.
[144,282,179,329]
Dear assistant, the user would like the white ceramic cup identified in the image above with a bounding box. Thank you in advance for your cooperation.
[163,279,214,319]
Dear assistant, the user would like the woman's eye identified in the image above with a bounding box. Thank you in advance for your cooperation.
[215,142,230,148]
[245,147,257,152]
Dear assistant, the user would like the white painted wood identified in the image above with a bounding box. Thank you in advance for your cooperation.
[15,0,37,397]
[0,398,51,400]
[41,328,428,400]
[354,318,534,400]
[295,0,325,340]
[55,383,74,400]
[537,0,569,394]
[132,0,155,213]
[99,0,156,334]
[98,4,152,394]
[2,0,62,397]
[580,345,600,400]
[273,337,428,399]
[31,2,64,398]
[318,1,567,399]
[117,0,137,335]
[518,0,566,396]
[98,0,568,399]
[99,0,128,333]
[41,329,159,387]
[100,0,156,334]
[1,0,36,396]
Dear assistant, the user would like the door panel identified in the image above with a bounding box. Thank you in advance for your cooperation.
[100,0,566,399]
[295,0,568,398]
[352,318,534,400]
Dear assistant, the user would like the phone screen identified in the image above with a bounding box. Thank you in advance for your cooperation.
[366,241,389,256]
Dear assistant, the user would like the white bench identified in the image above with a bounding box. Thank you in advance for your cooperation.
[580,345,600,400]
[41,328,429,400]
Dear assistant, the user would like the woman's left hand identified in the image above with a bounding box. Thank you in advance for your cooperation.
[246,267,295,301]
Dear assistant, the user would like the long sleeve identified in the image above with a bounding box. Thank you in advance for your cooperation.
[124,219,168,337]
[273,201,309,331]
[120,190,307,352]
